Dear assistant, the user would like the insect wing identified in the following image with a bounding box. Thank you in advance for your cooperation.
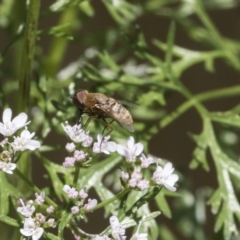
[97,99,134,132]
[117,100,138,108]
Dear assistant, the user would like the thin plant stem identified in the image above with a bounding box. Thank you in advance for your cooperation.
[91,188,130,212]
[158,84,240,130]
[17,0,41,194]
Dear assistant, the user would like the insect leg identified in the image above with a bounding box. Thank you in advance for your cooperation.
[99,119,114,151]
[82,116,93,130]
[102,118,114,137]
[77,109,83,124]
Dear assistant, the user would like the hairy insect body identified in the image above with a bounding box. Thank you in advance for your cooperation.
[85,93,109,118]
[72,90,134,133]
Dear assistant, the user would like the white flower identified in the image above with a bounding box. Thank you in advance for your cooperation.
[11,128,41,152]
[84,199,98,211]
[17,199,35,218]
[63,185,78,199]
[47,218,55,227]
[110,216,126,240]
[35,213,46,224]
[140,154,154,168]
[137,179,150,191]
[46,206,54,214]
[81,132,93,147]
[0,108,30,136]
[0,138,8,147]
[62,122,87,143]
[65,142,76,152]
[121,171,129,181]
[79,189,88,199]
[71,206,80,214]
[35,192,45,205]
[1,162,16,174]
[20,217,44,240]
[93,135,117,154]
[152,162,179,192]
[63,156,76,167]
[117,136,143,163]
[74,150,87,162]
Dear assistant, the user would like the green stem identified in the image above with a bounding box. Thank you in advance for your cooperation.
[73,165,81,188]
[44,6,78,77]
[158,84,240,129]
[124,187,161,218]
[100,187,162,236]
[16,0,41,194]
[18,0,41,111]
[91,188,129,212]
[195,0,240,70]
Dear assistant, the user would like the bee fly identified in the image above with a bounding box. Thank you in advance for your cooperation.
[72,89,134,136]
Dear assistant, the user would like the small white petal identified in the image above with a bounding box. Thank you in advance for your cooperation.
[163,162,174,176]
[26,140,41,150]
[127,136,135,149]
[117,145,125,155]
[167,174,179,185]
[3,108,12,124]
[133,143,144,156]
[2,163,16,174]
[152,162,179,192]
[32,227,44,240]
[105,142,117,152]
[20,228,33,237]
[12,113,29,130]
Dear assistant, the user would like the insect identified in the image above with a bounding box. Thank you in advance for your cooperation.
[72,89,134,135]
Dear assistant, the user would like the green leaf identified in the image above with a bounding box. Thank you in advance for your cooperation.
[97,51,121,72]
[94,182,117,217]
[44,232,61,240]
[49,0,85,12]
[165,21,176,76]
[209,110,240,128]
[206,120,240,239]
[42,158,74,200]
[207,188,222,214]
[159,224,177,240]
[79,1,94,17]
[102,0,141,25]
[78,155,122,190]
[38,24,74,40]
[141,211,161,222]
[132,106,166,121]
[58,212,73,238]
[189,131,209,171]
[121,217,137,229]
[0,214,19,227]
[0,173,22,215]
[137,91,166,107]
[155,191,171,218]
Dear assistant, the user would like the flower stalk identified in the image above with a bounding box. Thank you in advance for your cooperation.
[17,0,41,194]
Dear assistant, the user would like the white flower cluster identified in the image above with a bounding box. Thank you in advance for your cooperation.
[62,123,179,240]
[117,136,178,192]
[62,123,179,192]
[17,192,55,240]
[62,122,92,147]
[92,216,147,240]
[0,108,41,174]
[63,184,98,214]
